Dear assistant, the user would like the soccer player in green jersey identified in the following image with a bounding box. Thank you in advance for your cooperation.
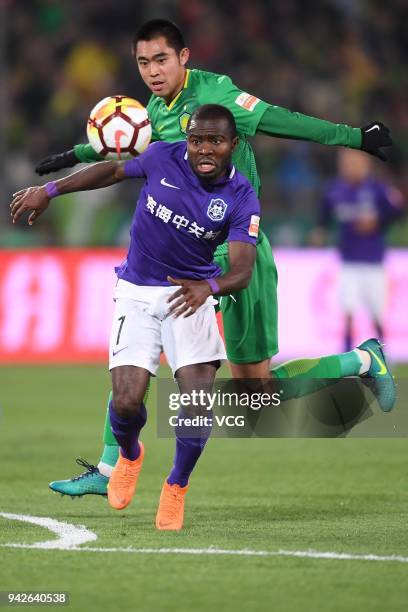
[36,20,394,497]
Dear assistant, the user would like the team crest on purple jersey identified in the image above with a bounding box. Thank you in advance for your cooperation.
[207,198,228,221]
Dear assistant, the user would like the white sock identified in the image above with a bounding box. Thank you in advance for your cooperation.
[354,348,371,375]
[97,462,113,478]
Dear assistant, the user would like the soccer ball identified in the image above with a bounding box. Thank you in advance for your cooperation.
[87,96,152,159]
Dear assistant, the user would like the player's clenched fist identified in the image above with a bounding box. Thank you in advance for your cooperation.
[10,186,50,225]
[167,276,212,318]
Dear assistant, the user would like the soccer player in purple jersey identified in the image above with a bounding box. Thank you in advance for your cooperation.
[312,149,405,351]
[11,106,261,529]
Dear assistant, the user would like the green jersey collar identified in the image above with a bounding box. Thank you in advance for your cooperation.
[166,69,191,110]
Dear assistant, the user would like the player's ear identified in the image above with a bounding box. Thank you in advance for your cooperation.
[179,47,190,66]
[231,136,239,152]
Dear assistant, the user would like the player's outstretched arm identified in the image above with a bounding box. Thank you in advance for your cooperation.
[11,160,127,224]
[167,242,256,318]
[257,106,392,160]
[35,144,103,175]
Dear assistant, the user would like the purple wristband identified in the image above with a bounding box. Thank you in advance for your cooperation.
[44,181,60,199]
[206,278,220,294]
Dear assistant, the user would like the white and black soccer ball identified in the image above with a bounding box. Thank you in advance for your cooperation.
[87,95,152,159]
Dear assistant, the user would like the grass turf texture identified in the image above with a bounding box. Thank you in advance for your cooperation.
[0,365,407,611]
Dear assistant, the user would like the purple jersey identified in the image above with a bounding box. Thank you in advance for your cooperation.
[116,141,260,285]
[320,177,404,263]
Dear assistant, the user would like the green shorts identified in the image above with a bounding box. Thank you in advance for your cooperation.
[213,229,278,364]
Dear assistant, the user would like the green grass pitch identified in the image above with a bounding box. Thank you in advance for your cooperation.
[0,364,407,611]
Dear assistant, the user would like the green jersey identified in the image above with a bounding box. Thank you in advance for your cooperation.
[75,67,362,198]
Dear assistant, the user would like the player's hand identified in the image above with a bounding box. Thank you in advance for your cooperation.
[10,186,50,225]
[167,276,212,318]
[35,149,78,175]
[360,122,392,161]
[354,213,379,234]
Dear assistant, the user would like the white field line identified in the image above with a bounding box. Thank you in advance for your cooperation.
[0,512,97,549]
[60,547,408,564]
[1,513,407,563]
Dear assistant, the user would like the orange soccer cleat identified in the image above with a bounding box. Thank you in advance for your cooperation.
[155,480,189,530]
[107,442,145,510]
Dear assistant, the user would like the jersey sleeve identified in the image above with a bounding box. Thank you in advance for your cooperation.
[257,105,362,148]
[123,141,164,178]
[200,73,269,137]
[74,143,104,163]
[227,187,261,246]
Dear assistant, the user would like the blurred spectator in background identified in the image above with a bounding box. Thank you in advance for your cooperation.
[311,149,405,351]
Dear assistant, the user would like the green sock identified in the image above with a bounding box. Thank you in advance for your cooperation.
[272,351,362,400]
[99,391,119,469]
[99,383,151,469]
[102,391,117,445]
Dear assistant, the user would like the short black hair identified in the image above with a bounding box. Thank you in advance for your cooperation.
[132,19,185,55]
[188,105,237,139]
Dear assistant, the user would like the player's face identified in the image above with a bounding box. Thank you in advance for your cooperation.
[187,118,238,182]
[135,37,190,103]
[338,149,371,183]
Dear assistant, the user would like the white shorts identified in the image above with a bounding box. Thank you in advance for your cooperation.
[109,279,227,375]
[340,263,386,320]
